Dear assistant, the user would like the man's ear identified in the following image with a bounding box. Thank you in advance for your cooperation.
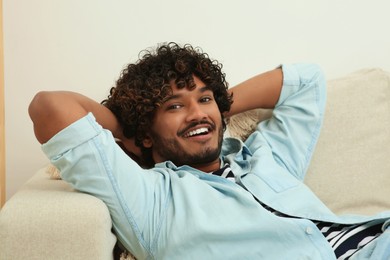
[142,135,153,148]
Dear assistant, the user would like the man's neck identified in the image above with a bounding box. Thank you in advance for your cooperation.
[191,159,221,173]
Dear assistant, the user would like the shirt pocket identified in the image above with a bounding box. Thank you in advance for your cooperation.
[250,163,300,193]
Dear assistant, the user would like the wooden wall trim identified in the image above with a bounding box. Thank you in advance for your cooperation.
[0,0,5,208]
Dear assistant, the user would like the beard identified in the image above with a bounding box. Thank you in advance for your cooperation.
[150,123,224,167]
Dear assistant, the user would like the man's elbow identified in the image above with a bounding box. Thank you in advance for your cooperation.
[28,91,59,144]
[29,91,52,122]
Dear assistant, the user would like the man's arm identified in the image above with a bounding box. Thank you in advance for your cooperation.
[29,91,123,144]
[242,64,326,179]
[226,68,283,116]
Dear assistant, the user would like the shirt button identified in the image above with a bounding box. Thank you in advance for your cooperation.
[305,227,313,235]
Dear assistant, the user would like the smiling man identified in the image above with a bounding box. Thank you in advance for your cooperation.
[143,76,224,172]
[29,43,390,259]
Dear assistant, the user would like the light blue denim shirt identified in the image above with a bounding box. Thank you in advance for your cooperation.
[42,64,390,259]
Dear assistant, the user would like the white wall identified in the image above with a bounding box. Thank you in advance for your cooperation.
[4,0,390,199]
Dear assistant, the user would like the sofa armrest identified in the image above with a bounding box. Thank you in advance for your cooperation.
[0,167,117,260]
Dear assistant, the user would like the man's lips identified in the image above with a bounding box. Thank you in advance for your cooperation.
[178,121,216,138]
[183,126,211,138]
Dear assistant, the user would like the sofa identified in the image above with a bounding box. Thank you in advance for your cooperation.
[1,67,390,259]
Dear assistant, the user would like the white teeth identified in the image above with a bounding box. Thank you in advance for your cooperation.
[186,127,209,137]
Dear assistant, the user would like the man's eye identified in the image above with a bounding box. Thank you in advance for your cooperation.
[200,97,212,103]
[167,104,182,110]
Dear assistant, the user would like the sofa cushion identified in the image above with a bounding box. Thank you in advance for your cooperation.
[305,68,390,215]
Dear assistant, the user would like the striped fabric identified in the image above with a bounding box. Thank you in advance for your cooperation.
[211,165,384,259]
[313,220,383,259]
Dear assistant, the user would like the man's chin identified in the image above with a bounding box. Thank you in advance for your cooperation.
[179,147,221,166]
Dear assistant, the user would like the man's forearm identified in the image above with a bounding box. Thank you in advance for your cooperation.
[29,91,122,144]
[227,68,283,117]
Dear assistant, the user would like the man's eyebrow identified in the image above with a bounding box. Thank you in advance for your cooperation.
[200,85,212,92]
[163,94,181,103]
[163,85,212,103]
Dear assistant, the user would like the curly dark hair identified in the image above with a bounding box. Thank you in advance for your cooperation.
[102,42,233,167]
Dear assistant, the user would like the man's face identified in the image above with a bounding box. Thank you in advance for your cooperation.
[144,76,224,170]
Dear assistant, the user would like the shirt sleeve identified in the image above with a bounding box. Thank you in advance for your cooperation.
[41,113,165,258]
[246,63,326,180]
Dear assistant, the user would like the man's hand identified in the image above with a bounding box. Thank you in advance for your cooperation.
[116,137,144,166]
[117,137,142,157]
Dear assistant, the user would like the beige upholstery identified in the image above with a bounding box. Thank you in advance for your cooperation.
[306,68,390,215]
[0,168,117,259]
[1,68,390,259]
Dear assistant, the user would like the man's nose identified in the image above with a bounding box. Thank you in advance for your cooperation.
[186,101,207,121]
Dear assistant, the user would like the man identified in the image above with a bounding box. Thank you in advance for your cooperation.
[29,43,390,259]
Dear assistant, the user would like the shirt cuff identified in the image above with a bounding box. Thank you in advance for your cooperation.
[42,113,102,160]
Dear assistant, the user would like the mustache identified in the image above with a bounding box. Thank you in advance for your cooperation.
[177,120,216,136]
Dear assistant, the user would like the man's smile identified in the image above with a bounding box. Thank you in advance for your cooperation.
[183,126,211,138]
